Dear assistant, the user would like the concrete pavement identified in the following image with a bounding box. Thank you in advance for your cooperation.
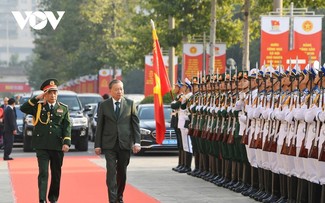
[0,154,257,203]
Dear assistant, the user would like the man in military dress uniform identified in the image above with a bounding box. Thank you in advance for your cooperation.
[20,79,71,203]
[171,79,186,172]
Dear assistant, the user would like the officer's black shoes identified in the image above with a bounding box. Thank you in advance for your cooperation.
[258,192,271,202]
[250,189,264,199]
[229,181,241,190]
[242,186,257,196]
[50,201,57,203]
[175,165,186,172]
[172,165,182,172]
[39,201,46,203]
[233,183,249,193]
[262,194,279,203]
[3,157,13,161]
[187,168,198,176]
[178,166,191,173]
[275,196,287,203]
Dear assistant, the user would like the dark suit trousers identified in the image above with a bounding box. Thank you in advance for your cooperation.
[104,143,131,203]
[3,131,14,158]
[36,149,64,202]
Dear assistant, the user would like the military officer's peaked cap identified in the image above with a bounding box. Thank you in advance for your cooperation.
[248,68,258,78]
[321,64,325,74]
[174,79,184,87]
[40,78,59,92]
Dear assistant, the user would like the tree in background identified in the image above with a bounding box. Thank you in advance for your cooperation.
[27,0,325,91]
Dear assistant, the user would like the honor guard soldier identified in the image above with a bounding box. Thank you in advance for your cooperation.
[177,78,193,173]
[232,70,251,193]
[20,78,71,203]
[187,76,201,176]
[171,79,187,172]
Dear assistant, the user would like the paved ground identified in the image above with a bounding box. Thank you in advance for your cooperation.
[0,150,257,203]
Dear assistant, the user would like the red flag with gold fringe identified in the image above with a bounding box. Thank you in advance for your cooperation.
[151,20,171,144]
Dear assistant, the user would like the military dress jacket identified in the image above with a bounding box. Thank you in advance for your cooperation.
[20,96,71,150]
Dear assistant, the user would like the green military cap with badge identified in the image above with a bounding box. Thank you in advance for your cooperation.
[40,78,59,92]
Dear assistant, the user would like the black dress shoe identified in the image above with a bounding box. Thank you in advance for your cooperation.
[179,167,191,173]
[50,201,57,203]
[117,197,124,203]
[172,165,181,172]
[39,200,46,203]
[3,157,13,161]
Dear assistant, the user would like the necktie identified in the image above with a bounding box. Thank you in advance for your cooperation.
[115,102,120,117]
[50,104,54,112]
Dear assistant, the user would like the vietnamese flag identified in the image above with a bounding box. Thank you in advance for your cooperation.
[151,20,171,144]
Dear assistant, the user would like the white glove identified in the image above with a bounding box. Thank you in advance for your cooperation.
[247,106,254,119]
[234,100,244,111]
[239,113,247,123]
[239,92,246,100]
[293,105,307,121]
[239,113,247,135]
[275,108,287,121]
[253,106,262,118]
[285,111,294,124]
[305,106,321,123]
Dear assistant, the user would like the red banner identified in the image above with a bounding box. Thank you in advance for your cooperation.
[98,69,122,96]
[260,16,290,67]
[80,76,87,93]
[0,82,31,93]
[98,69,113,96]
[294,17,322,64]
[183,44,204,79]
[206,43,226,74]
[86,75,97,93]
[144,55,177,97]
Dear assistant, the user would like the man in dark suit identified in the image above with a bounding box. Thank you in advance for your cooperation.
[20,79,71,203]
[95,79,141,203]
[0,97,9,149]
[3,98,17,160]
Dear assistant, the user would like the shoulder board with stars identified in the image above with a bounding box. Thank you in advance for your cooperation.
[59,102,68,108]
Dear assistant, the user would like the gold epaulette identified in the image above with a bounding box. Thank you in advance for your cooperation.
[253,97,258,106]
[304,94,310,105]
[313,94,320,107]
[283,95,291,107]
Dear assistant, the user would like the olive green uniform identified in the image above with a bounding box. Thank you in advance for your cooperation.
[20,96,71,202]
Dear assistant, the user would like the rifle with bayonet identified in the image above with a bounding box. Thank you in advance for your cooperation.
[267,66,283,153]
[214,75,223,141]
[206,79,216,141]
[263,73,274,151]
[281,72,296,155]
[309,70,322,159]
[193,82,203,137]
[227,69,238,144]
[254,69,267,149]
[223,76,231,143]
[299,68,314,158]
[249,73,261,148]
[241,71,252,145]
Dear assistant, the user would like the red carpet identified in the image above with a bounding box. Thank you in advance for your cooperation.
[8,156,159,203]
